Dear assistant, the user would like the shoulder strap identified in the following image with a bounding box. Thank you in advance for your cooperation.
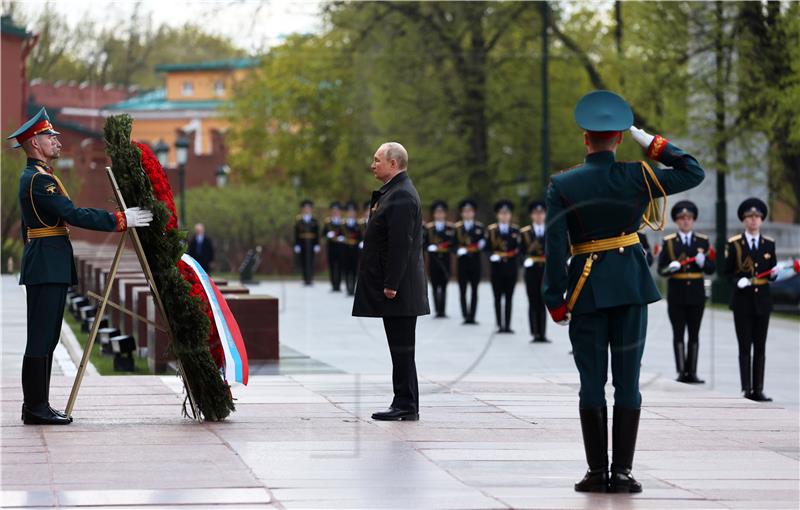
[639,160,666,232]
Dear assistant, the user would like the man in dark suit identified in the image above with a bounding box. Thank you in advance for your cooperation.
[187,223,214,273]
[725,198,777,402]
[543,91,705,493]
[10,107,152,425]
[353,142,430,421]
[658,201,715,384]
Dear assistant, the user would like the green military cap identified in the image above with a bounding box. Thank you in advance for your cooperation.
[7,107,60,148]
[344,200,358,211]
[300,199,314,207]
[528,199,546,213]
[458,198,477,210]
[574,90,633,133]
[329,201,342,210]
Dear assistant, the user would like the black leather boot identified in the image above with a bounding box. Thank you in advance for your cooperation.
[574,407,609,492]
[46,354,71,421]
[748,354,772,402]
[685,343,705,384]
[739,354,752,398]
[22,355,71,425]
[674,342,689,382]
[609,406,642,493]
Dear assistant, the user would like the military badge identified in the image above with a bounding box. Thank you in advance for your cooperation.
[45,183,57,195]
[764,253,771,260]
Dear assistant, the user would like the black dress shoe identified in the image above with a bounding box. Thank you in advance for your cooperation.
[532,336,552,343]
[462,319,477,325]
[747,391,772,402]
[371,408,419,421]
[608,470,642,493]
[684,373,705,384]
[676,372,691,383]
[574,469,608,492]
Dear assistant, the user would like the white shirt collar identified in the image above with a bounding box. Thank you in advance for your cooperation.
[533,223,545,236]
[499,223,509,234]
[463,220,474,230]
[302,214,311,223]
[745,231,760,247]
[435,221,445,231]
[680,231,692,244]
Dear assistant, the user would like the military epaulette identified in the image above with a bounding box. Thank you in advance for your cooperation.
[454,220,463,227]
[487,223,497,230]
[763,235,775,242]
[728,234,742,243]
[695,233,708,239]
[663,233,676,241]
[520,225,532,233]
[445,221,455,228]
[558,163,581,174]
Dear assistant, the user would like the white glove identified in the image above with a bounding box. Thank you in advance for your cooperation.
[457,247,468,257]
[668,260,681,273]
[313,245,320,254]
[694,252,705,267]
[293,245,301,254]
[478,239,486,250]
[557,313,570,326]
[427,244,438,253]
[358,241,364,249]
[326,231,335,239]
[124,207,153,228]
[336,235,346,242]
[523,257,534,268]
[630,126,655,149]
[737,277,750,289]
[490,254,501,262]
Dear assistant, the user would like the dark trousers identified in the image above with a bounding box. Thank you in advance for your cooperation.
[667,303,704,373]
[429,254,450,317]
[26,284,69,357]
[342,246,359,295]
[569,304,647,409]
[327,245,342,291]
[524,266,546,339]
[383,316,418,412]
[457,255,481,322]
[298,245,315,284]
[733,309,770,392]
[490,270,516,330]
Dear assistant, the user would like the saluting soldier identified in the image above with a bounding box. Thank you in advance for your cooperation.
[11,107,153,425]
[423,200,455,318]
[294,199,320,285]
[543,91,705,493]
[725,198,777,402]
[521,200,550,343]
[486,200,520,333]
[341,200,363,296]
[658,201,715,383]
[322,201,345,292]
[453,198,485,325]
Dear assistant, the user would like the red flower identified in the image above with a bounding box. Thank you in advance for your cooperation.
[134,141,178,231]
[177,260,225,369]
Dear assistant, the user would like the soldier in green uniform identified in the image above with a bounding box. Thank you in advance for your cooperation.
[322,201,345,292]
[341,201,363,296]
[423,200,455,318]
[543,91,705,492]
[486,200,520,333]
[453,198,485,325]
[10,107,153,425]
[293,199,320,286]
[725,198,777,402]
[658,201,715,383]
[520,200,549,343]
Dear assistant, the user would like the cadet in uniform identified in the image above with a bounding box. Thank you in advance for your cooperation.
[423,200,455,318]
[293,199,320,285]
[341,201,363,296]
[322,201,345,292]
[453,198,485,324]
[543,91,705,493]
[486,200,520,333]
[11,108,152,425]
[521,200,549,343]
[725,198,777,402]
[658,201,715,383]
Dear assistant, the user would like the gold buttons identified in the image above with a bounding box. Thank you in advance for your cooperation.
[755,288,759,293]
[592,254,598,260]
[619,247,624,253]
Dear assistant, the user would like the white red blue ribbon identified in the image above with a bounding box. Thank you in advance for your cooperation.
[181,254,249,385]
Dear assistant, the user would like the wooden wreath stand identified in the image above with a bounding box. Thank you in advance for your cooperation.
[65,166,201,420]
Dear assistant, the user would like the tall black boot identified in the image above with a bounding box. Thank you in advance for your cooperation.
[609,406,642,493]
[748,354,772,402]
[21,355,71,425]
[673,342,688,382]
[738,354,752,397]
[685,343,705,384]
[574,407,609,492]
[46,354,71,420]
[504,293,513,333]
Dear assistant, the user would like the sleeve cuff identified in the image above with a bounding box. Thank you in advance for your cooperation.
[547,301,568,322]
[114,210,127,232]
[646,135,668,160]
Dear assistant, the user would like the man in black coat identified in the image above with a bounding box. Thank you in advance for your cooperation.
[353,142,430,421]
[187,223,215,273]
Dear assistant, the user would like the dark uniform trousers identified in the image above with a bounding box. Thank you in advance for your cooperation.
[491,263,517,330]
[428,253,450,316]
[457,254,481,322]
[525,265,546,338]
[570,304,647,409]
[342,245,359,295]
[26,284,69,357]
[383,316,419,412]
[327,242,343,291]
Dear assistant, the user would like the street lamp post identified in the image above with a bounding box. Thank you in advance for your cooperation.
[153,139,169,169]
[174,134,189,228]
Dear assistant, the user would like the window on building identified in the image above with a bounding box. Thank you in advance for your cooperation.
[214,80,225,96]
[182,81,194,97]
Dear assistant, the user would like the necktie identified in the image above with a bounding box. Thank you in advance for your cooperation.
[751,239,757,251]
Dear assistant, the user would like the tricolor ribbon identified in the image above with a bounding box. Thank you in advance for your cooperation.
[181,254,249,385]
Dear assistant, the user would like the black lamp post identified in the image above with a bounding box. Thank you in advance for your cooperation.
[153,139,169,169]
[174,134,189,228]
